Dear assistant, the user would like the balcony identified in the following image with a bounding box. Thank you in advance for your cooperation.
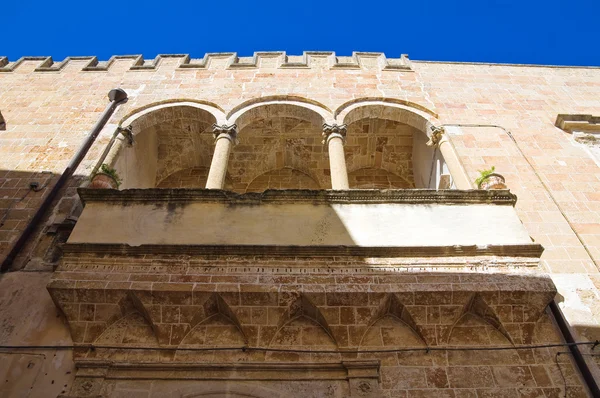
[67,188,541,259]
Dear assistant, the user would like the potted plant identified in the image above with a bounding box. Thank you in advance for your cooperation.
[89,164,121,189]
[475,166,507,190]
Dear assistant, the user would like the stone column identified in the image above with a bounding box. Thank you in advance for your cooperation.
[323,124,349,190]
[205,124,237,189]
[427,127,472,189]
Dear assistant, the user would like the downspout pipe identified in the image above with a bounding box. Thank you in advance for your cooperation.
[549,300,600,396]
[0,88,128,272]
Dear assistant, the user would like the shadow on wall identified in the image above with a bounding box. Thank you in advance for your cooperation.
[0,169,85,271]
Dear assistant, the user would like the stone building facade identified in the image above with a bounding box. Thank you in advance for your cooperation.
[0,52,600,397]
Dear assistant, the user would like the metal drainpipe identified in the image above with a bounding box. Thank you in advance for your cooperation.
[442,123,600,395]
[0,88,128,272]
[549,300,600,396]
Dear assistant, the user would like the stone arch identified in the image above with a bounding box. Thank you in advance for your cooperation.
[447,293,513,345]
[337,101,449,189]
[245,167,321,192]
[268,294,337,348]
[178,293,248,347]
[93,311,159,346]
[227,95,333,126]
[89,300,160,362]
[111,103,221,189]
[335,99,438,132]
[231,102,328,135]
[120,99,226,128]
[360,294,427,348]
[225,101,333,191]
[70,291,158,347]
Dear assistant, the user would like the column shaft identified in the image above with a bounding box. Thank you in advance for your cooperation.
[438,135,472,189]
[328,135,349,189]
[205,136,232,189]
[205,124,237,190]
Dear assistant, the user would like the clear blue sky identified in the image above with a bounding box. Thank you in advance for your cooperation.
[3,0,599,66]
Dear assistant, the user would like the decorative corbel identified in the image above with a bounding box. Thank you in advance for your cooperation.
[426,126,445,147]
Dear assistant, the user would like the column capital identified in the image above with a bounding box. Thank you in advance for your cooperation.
[322,123,347,144]
[212,123,238,144]
[426,126,445,147]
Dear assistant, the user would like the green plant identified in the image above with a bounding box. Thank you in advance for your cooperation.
[98,163,122,187]
[475,166,495,187]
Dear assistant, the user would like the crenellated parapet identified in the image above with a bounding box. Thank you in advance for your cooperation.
[0,51,412,73]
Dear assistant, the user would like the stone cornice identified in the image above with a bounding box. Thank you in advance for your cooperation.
[61,242,544,258]
[0,52,412,73]
[77,188,518,206]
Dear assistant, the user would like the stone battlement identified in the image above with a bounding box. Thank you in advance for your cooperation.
[0,51,412,73]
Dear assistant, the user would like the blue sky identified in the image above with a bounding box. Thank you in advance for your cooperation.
[3,0,599,66]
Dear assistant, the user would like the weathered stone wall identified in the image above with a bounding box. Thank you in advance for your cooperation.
[49,251,579,397]
[1,52,600,396]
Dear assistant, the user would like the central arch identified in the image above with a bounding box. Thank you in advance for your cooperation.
[226,99,334,192]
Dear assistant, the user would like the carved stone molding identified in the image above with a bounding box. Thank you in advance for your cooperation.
[77,187,518,205]
[61,242,544,258]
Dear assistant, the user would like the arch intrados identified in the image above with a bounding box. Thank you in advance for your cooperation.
[229,100,334,133]
[227,95,332,120]
[335,97,438,119]
[338,101,440,137]
[120,100,226,132]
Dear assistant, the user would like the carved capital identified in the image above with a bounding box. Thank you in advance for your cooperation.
[426,126,445,147]
[212,123,238,144]
[322,123,347,144]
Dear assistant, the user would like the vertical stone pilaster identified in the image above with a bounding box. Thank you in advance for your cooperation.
[205,124,237,189]
[323,124,349,190]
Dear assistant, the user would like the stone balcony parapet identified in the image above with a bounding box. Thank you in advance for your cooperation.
[68,189,540,259]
